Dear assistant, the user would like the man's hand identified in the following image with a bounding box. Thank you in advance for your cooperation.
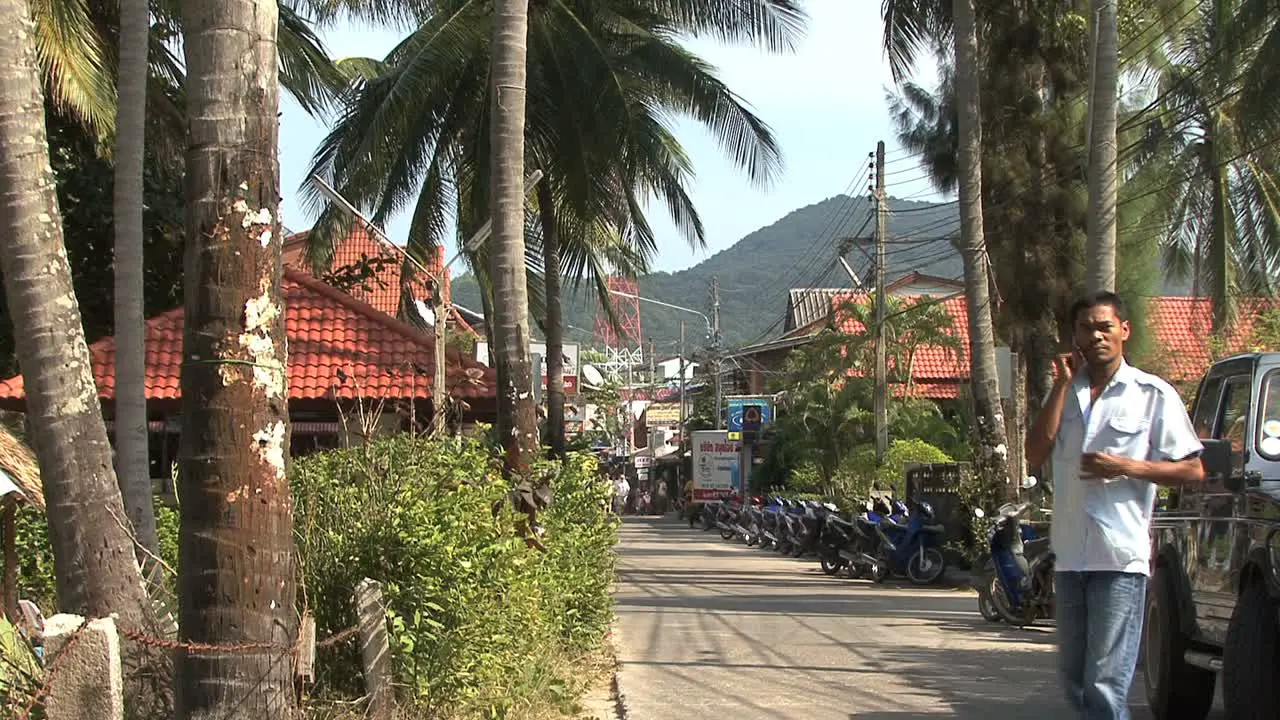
[1053,351,1082,386]
[1081,452,1136,479]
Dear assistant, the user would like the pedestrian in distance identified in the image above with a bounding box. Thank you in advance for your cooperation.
[1025,291,1205,720]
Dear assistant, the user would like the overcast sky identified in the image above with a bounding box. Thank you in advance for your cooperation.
[277,0,946,273]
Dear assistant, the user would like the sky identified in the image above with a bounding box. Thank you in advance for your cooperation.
[276,0,946,274]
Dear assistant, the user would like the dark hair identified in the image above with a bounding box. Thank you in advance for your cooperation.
[1069,291,1128,325]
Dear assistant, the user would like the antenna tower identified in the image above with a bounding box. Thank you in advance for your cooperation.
[594,275,644,379]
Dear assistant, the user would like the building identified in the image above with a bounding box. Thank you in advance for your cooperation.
[730,270,1274,397]
[0,228,497,490]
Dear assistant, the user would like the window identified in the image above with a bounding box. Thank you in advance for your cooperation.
[1193,376,1224,438]
[1256,370,1280,460]
[1217,376,1251,475]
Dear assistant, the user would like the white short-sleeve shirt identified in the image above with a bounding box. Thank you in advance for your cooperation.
[1050,361,1203,575]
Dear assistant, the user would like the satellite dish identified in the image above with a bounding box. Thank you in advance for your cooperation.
[582,364,605,387]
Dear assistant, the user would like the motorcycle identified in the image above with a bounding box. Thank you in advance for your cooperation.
[974,482,1054,627]
[869,498,947,585]
[817,500,887,579]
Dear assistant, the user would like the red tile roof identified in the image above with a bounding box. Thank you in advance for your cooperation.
[0,269,493,404]
[831,291,970,381]
[283,226,450,317]
[1148,296,1279,381]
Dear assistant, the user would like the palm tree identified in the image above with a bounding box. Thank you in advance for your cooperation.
[30,0,348,140]
[1086,0,1120,293]
[952,0,1009,486]
[0,0,155,676]
[114,0,158,564]
[882,0,1008,485]
[488,0,540,484]
[1138,0,1280,332]
[305,0,802,459]
[176,0,296,714]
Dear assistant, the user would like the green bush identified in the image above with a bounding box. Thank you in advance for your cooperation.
[292,435,616,718]
[833,438,953,502]
[15,497,179,612]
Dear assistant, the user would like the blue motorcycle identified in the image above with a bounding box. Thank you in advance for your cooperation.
[974,496,1054,627]
[870,499,947,585]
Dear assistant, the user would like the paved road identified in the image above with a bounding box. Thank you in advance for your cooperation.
[613,517,1224,719]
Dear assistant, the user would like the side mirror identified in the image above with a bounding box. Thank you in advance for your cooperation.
[1200,439,1233,488]
[973,507,986,519]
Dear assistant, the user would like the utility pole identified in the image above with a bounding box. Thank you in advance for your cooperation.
[711,277,722,430]
[1086,0,1119,293]
[678,320,687,493]
[432,287,448,435]
[874,142,889,463]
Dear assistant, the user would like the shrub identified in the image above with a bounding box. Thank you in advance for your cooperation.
[833,438,953,502]
[15,497,179,612]
[292,435,616,718]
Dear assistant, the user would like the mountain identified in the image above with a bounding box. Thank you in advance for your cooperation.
[450,195,964,351]
[450,193,1197,353]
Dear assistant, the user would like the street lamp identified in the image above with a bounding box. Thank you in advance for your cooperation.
[606,288,719,424]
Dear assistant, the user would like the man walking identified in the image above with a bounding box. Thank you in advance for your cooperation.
[1025,292,1205,719]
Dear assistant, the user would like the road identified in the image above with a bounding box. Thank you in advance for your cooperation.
[613,517,1225,719]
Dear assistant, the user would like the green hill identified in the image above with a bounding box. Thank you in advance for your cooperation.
[450,195,963,351]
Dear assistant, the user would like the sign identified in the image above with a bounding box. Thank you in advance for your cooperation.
[726,395,774,441]
[741,404,763,444]
[633,455,653,470]
[645,402,682,426]
[475,341,580,395]
[691,430,741,500]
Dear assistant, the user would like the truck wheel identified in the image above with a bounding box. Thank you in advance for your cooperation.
[1143,570,1215,720]
[1223,581,1280,719]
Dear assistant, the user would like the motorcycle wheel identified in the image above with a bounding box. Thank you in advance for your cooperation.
[820,556,844,576]
[719,528,734,540]
[977,580,1002,622]
[870,550,891,584]
[990,576,1038,627]
[906,548,946,585]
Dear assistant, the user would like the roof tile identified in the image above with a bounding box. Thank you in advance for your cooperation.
[0,269,493,403]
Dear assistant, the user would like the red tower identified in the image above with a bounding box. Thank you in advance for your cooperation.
[594,275,643,350]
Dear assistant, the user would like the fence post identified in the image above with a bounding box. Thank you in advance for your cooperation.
[354,578,393,717]
[42,614,123,720]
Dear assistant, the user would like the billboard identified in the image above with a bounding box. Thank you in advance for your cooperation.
[475,341,579,394]
[645,402,682,426]
[691,430,740,500]
[726,395,774,441]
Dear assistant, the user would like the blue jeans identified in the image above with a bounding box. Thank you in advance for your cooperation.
[1056,571,1147,720]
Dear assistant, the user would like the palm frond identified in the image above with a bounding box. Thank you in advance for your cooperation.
[32,0,116,135]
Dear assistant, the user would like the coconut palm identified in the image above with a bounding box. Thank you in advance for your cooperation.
[304,0,805,454]
[1136,0,1280,332]
[882,0,1008,487]
[31,0,347,140]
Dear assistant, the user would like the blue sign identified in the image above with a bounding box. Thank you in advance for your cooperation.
[726,396,774,440]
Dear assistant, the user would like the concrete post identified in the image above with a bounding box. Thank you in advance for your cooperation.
[42,614,123,720]
[355,578,393,717]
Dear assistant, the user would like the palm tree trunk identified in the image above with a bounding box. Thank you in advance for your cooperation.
[0,0,157,688]
[113,0,159,562]
[488,0,540,487]
[177,0,296,716]
[1085,0,1119,293]
[537,179,567,459]
[953,0,1009,487]
[1208,144,1233,333]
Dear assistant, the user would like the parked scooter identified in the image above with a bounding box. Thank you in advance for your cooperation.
[869,499,947,585]
[974,479,1054,626]
[817,502,884,579]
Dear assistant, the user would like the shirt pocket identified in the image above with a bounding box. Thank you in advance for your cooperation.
[1095,415,1151,459]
